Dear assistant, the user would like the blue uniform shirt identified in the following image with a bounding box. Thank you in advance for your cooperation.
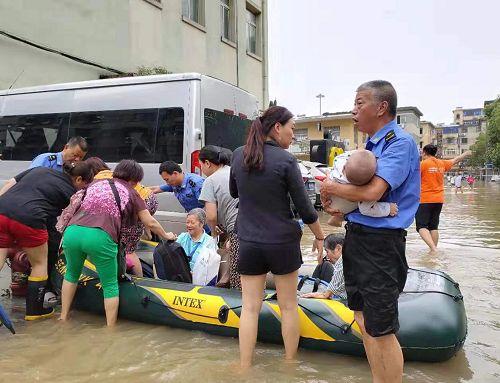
[29,152,64,172]
[346,120,420,229]
[160,172,205,212]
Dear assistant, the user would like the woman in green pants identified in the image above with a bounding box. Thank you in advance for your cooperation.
[60,160,176,326]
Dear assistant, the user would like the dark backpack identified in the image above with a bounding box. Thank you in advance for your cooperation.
[153,241,192,283]
[312,260,334,282]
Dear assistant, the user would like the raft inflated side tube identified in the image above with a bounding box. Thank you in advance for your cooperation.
[52,251,467,362]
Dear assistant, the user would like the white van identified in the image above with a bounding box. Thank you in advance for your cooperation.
[0,73,259,232]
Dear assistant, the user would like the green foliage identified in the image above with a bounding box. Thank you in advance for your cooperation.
[471,98,500,167]
[136,66,172,76]
[470,133,487,166]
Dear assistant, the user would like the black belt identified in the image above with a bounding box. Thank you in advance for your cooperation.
[345,222,407,237]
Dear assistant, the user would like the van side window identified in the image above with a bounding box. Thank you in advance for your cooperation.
[69,109,158,163]
[204,108,251,150]
[0,113,69,160]
[156,108,184,163]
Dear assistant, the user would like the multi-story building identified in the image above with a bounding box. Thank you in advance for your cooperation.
[430,124,443,158]
[396,106,423,146]
[292,112,361,156]
[451,107,485,154]
[0,0,268,108]
[420,121,435,149]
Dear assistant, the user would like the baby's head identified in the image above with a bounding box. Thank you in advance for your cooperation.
[344,149,377,185]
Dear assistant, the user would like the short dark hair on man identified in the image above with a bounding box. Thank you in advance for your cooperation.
[159,160,182,175]
[422,144,438,157]
[67,136,88,152]
[357,80,398,117]
[113,159,144,183]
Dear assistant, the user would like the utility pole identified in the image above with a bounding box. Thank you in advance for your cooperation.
[316,93,325,116]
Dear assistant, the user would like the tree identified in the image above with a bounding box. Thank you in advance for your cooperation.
[471,98,500,167]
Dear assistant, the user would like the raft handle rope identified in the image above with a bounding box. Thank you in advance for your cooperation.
[402,290,463,301]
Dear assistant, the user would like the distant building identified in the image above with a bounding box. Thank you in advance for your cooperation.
[0,0,269,108]
[396,106,423,146]
[420,121,435,150]
[292,112,362,157]
[451,107,485,154]
[430,124,443,158]
[441,124,461,158]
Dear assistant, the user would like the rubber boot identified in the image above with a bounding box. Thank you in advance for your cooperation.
[25,276,54,321]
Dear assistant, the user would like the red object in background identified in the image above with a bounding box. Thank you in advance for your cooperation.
[315,175,327,182]
[7,248,30,297]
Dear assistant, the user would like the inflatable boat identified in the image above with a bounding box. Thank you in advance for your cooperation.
[52,246,467,362]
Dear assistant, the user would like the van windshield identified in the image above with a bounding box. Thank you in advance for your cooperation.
[204,108,251,150]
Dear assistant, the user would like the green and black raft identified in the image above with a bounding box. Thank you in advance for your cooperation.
[53,248,467,362]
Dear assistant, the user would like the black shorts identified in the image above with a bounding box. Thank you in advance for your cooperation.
[343,222,408,337]
[238,239,303,276]
[415,203,443,231]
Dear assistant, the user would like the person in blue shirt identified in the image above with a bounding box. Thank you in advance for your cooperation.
[29,136,88,172]
[175,208,212,270]
[151,161,205,213]
[320,80,420,383]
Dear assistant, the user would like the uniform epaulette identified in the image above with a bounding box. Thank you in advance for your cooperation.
[48,154,57,161]
[385,130,396,142]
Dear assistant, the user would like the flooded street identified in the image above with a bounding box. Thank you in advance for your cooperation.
[1,182,499,383]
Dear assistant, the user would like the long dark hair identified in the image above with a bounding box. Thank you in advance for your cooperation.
[243,106,294,171]
[62,161,94,183]
[199,145,232,165]
[85,157,110,176]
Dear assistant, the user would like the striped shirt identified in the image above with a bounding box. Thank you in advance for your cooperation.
[327,257,347,300]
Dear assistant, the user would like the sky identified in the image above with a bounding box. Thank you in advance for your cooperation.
[267,0,500,124]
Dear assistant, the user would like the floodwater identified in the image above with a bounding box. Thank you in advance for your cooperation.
[1,182,499,383]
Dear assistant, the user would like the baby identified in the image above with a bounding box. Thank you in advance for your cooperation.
[327,149,397,226]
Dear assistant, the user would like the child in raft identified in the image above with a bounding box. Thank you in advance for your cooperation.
[325,149,398,226]
[302,233,346,300]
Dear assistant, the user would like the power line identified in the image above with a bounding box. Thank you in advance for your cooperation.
[0,29,124,75]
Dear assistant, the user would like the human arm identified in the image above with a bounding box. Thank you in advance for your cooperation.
[204,202,218,237]
[358,201,398,217]
[138,209,176,241]
[450,150,472,166]
[151,184,173,194]
[0,168,32,197]
[0,178,16,197]
[301,290,333,299]
[229,166,238,198]
[198,178,218,236]
[321,176,389,206]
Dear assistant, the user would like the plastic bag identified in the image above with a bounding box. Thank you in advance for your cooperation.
[192,238,221,286]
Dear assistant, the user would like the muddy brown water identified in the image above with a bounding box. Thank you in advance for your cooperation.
[1,182,499,382]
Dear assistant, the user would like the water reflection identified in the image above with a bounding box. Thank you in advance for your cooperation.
[1,183,499,382]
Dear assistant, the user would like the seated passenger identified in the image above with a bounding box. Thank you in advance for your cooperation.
[327,150,398,226]
[86,157,159,277]
[302,234,347,300]
[176,208,212,270]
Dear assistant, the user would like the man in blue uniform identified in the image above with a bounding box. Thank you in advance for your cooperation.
[321,80,420,383]
[151,161,205,212]
[29,136,88,171]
